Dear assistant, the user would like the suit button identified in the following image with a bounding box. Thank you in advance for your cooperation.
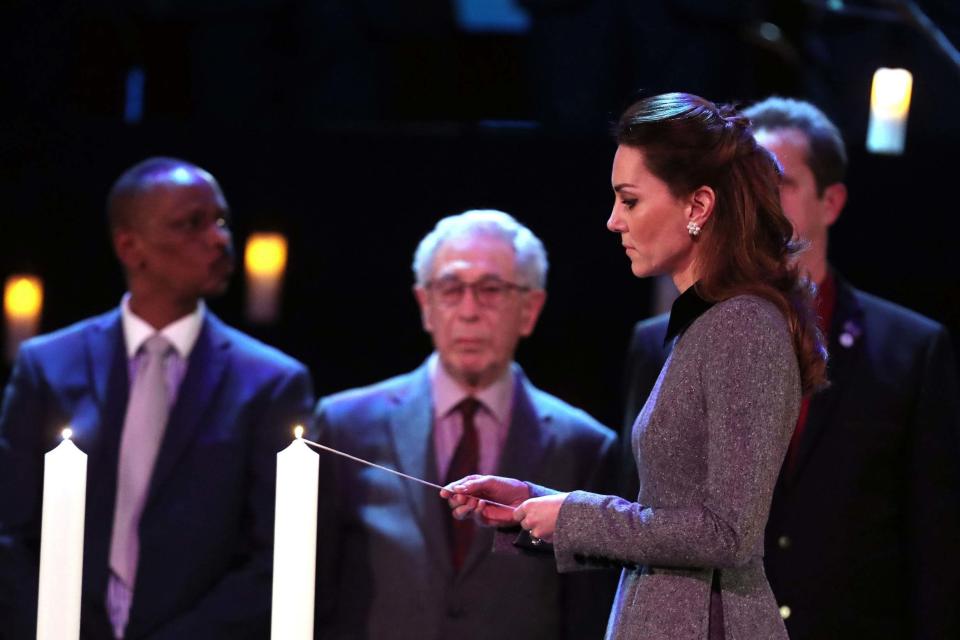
[779,605,791,620]
[777,535,791,549]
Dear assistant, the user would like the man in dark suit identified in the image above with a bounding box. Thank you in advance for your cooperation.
[313,209,618,640]
[0,157,314,639]
[621,98,960,639]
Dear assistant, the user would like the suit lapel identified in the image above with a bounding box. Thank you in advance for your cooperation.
[146,313,230,506]
[83,310,130,471]
[87,310,127,417]
[387,364,438,512]
[386,363,454,574]
[791,275,864,482]
[496,368,552,481]
[81,310,130,609]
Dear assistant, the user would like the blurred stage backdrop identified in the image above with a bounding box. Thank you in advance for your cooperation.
[3,0,959,428]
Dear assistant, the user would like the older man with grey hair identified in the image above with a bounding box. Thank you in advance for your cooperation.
[312,209,618,640]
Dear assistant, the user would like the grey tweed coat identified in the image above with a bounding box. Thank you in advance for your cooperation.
[550,295,801,640]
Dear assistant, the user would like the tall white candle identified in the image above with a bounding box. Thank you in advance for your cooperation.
[271,427,318,640]
[36,429,87,640]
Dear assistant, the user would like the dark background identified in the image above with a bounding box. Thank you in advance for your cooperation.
[2,0,959,429]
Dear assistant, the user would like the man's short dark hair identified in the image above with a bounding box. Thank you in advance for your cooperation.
[106,157,204,231]
[743,97,847,195]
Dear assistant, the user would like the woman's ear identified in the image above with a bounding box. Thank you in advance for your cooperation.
[687,185,716,228]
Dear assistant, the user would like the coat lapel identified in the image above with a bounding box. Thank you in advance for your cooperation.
[81,310,130,608]
[496,368,553,481]
[82,310,130,471]
[791,275,864,482]
[386,363,454,573]
[87,310,127,418]
[146,313,231,506]
[387,364,438,511]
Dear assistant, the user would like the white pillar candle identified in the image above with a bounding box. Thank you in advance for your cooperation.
[36,429,87,640]
[271,427,318,640]
[867,67,913,155]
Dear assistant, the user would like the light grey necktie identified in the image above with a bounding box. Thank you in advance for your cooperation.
[109,334,172,589]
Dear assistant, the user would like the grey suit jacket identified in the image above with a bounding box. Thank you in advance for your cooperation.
[313,360,618,640]
[552,296,800,640]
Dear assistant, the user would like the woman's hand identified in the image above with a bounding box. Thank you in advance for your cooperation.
[513,493,568,543]
[440,475,530,527]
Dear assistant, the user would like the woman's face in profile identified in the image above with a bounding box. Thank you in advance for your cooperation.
[607,145,694,281]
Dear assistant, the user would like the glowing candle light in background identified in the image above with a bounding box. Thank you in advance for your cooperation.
[245,233,288,324]
[4,274,43,362]
[867,68,913,155]
[271,425,318,640]
[37,428,87,640]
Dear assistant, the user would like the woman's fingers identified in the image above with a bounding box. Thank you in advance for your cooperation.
[444,492,471,508]
[440,474,481,498]
[514,494,566,542]
[476,502,515,525]
[450,475,495,497]
[441,475,532,528]
[446,475,529,505]
[513,504,538,535]
[446,485,561,540]
[452,503,475,520]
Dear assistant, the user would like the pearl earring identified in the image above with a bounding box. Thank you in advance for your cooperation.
[687,221,701,237]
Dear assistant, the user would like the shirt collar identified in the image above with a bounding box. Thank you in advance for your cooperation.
[428,352,514,424]
[664,283,715,345]
[120,293,206,359]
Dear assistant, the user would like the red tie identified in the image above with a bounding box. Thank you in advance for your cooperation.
[445,397,480,572]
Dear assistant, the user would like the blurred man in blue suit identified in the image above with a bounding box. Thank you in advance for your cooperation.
[314,210,618,640]
[0,157,314,639]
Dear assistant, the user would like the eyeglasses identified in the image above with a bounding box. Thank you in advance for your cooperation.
[425,276,531,308]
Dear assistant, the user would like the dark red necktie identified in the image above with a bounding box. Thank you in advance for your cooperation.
[445,397,480,572]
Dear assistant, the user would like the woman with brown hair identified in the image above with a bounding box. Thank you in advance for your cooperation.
[441,92,827,639]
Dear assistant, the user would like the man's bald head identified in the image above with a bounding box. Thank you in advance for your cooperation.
[107,157,234,324]
[107,157,222,231]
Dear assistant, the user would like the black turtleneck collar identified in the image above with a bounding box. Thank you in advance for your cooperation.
[665,284,715,345]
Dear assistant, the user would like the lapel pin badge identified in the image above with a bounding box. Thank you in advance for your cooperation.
[839,320,861,348]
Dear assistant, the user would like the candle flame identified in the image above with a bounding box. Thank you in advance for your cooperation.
[245,233,288,278]
[293,425,304,439]
[62,427,73,440]
[4,275,43,320]
[871,68,913,119]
